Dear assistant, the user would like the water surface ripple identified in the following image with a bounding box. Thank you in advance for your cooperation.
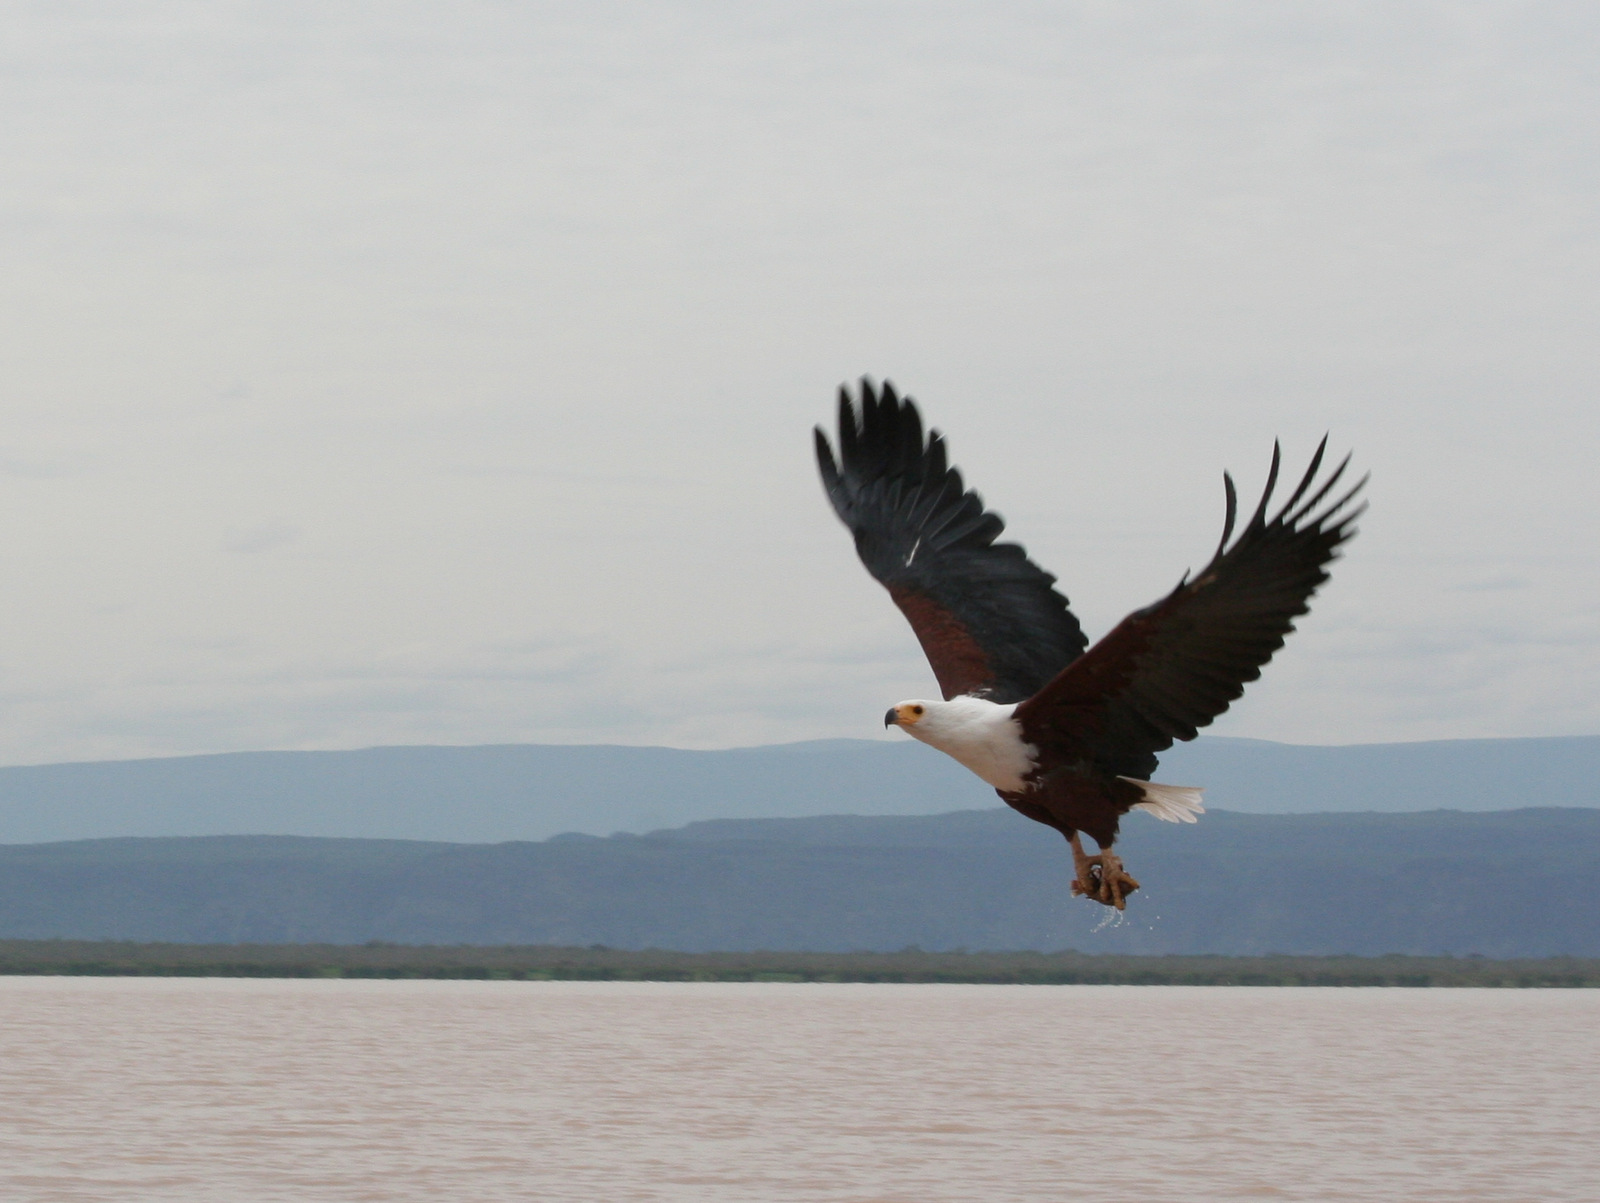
[1,979,1594,1201]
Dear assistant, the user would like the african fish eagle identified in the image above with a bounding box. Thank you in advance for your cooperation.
[815,380,1365,908]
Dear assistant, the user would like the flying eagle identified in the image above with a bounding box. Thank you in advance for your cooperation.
[816,380,1365,908]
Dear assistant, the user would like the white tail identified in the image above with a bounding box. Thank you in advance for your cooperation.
[1120,777,1205,823]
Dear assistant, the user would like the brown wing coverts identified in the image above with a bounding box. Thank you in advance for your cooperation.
[1015,440,1366,780]
[815,379,1088,703]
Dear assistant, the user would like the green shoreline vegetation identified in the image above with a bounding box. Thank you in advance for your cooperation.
[1,940,1596,986]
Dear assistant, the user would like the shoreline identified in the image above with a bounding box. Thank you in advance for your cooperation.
[1,940,1595,986]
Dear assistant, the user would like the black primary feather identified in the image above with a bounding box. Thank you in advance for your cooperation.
[816,379,1088,703]
[1015,438,1367,780]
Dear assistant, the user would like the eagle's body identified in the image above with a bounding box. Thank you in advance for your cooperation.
[892,695,1204,837]
[817,380,1363,907]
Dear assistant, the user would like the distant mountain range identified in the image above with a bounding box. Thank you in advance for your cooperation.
[0,734,1596,844]
[3,807,1596,957]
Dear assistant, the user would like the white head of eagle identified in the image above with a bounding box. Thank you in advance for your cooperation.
[885,696,1038,794]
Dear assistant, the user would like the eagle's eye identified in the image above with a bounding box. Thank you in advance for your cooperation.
[911,705,924,716]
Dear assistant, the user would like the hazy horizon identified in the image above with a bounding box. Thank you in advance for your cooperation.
[4,728,1600,773]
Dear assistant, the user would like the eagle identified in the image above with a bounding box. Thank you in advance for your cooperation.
[815,380,1365,908]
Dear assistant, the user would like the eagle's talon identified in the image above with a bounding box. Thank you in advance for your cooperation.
[1069,840,1103,899]
[1079,849,1137,910]
[1068,835,1136,908]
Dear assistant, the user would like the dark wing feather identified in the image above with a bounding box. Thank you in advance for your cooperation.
[816,379,1088,702]
[1014,439,1366,779]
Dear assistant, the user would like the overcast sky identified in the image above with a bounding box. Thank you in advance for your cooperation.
[1,2,1596,765]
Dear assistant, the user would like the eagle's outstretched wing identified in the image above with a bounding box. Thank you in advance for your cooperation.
[815,379,1088,703]
[1014,440,1366,779]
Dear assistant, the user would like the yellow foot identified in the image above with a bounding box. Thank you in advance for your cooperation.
[1068,834,1100,900]
[1069,836,1139,910]
[1070,854,1101,900]
[1094,850,1140,910]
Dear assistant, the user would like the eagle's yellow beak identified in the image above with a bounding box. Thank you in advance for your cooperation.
[884,707,901,728]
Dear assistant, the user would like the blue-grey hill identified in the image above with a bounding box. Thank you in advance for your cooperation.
[1,807,1595,957]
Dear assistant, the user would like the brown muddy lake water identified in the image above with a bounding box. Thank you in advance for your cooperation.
[0,978,1594,1201]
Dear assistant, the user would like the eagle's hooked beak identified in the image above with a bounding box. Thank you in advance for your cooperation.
[884,706,901,728]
